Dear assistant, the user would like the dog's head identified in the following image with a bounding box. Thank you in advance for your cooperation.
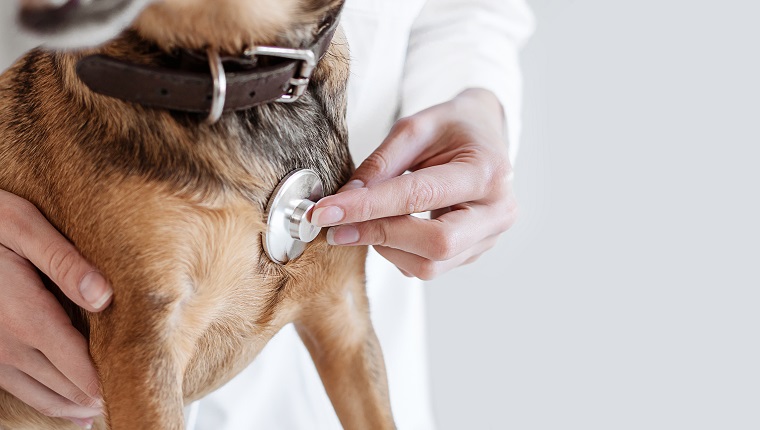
[19,0,342,53]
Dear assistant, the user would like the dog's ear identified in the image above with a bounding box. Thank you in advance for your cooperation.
[17,0,158,49]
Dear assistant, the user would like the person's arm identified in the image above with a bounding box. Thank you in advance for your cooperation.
[311,0,534,279]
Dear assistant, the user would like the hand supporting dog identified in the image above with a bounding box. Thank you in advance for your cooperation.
[313,88,518,279]
[0,190,106,426]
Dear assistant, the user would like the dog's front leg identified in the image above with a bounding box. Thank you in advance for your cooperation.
[294,247,396,430]
[87,278,192,430]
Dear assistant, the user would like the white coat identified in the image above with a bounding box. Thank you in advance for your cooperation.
[0,0,533,428]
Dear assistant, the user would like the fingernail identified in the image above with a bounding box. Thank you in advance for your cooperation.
[326,225,360,245]
[340,180,364,192]
[312,206,345,227]
[67,417,94,429]
[79,272,113,310]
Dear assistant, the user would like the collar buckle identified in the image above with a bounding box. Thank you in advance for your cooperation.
[205,48,227,124]
[244,46,317,103]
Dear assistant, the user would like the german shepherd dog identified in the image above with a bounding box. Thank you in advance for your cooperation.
[0,0,395,429]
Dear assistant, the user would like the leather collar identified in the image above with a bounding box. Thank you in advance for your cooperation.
[75,8,342,118]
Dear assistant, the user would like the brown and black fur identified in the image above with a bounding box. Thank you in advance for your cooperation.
[0,0,395,429]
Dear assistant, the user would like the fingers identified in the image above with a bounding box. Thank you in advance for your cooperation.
[37,324,102,402]
[0,249,102,402]
[0,365,101,419]
[18,282,102,401]
[314,124,512,227]
[16,349,101,409]
[0,190,113,312]
[313,162,486,226]
[325,203,515,262]
[374,235,500,281]
[319,91,515,277]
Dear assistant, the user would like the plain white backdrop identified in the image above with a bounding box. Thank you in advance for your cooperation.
[426,0,760,429]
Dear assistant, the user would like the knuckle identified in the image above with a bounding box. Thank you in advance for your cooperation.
[0,194,35,219]
[393,116,417,135]
[69,389,95,408]
[361,151,390,178]
[17,198,39,219]
[429,228,458,261]
[487,156,513,193]
[35,300,72,335]
[357,196,375,223]
[415,260,441,281]
[368,220,390,246]
[44,242,80,287]
[0,197,37,239]
[497,199,519,233]
[406,180,441,214]
[85,378,101,400]
[393,115,430,141]
[493,155,512,178]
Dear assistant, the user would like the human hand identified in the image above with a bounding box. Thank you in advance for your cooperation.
[0,190,112,426]
[311,88,517,280]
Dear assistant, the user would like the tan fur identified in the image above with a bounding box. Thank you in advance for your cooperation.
[0,1,394,429]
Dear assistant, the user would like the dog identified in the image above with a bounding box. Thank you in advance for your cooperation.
[0,0,395,429]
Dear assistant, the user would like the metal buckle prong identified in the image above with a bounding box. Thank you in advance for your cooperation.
[244,46,317,103]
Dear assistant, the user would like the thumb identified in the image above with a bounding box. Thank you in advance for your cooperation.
[0,193,113,312]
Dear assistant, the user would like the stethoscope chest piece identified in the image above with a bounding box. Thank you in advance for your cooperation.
[264,169,324,264]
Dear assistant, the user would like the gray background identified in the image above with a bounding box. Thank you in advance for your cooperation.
[427,0,760,429]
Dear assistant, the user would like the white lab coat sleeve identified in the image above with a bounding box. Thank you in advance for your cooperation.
[400,0,535,162]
